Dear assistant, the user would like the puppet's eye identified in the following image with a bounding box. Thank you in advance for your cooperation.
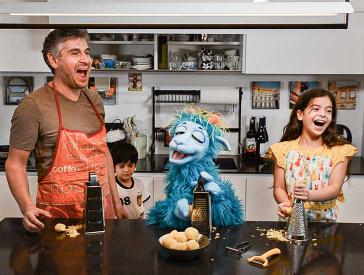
[192,131,205,144]
[175,125,187,135]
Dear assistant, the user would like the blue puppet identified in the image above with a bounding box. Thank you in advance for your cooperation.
[147,107,244,230]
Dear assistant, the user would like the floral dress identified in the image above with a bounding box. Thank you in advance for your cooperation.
[269,138,357,221]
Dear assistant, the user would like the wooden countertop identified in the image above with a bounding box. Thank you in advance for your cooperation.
[1,218,364,274]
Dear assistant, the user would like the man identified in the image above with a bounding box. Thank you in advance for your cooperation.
[5,29,128,233]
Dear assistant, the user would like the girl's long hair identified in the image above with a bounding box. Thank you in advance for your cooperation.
[281,88,349,147]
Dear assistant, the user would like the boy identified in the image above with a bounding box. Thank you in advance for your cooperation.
[111,142,150,219]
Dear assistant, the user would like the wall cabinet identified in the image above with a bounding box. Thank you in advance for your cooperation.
[88,33,246,73]
[245,20,364,74]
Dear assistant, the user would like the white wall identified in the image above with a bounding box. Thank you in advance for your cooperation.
[1,72,363,156]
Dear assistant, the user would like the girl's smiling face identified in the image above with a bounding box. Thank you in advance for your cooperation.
[297,96,333,138]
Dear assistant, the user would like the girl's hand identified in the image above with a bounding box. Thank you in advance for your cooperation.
[277,201,292,218]
[294,183,310,201]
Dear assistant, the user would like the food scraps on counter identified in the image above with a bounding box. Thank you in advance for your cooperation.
[54,223,83,238]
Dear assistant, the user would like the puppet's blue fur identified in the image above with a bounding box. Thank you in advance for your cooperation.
[146,109,244,230]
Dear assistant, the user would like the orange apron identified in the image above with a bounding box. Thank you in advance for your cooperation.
[36,82,115,219]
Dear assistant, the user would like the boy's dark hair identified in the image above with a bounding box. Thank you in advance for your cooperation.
[281,88,349,148]
[42,29,90,74]
[111,142,138,166]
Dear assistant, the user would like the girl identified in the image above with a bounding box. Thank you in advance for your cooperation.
[268,88,357,222]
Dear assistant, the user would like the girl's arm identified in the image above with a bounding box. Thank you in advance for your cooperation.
[273,163,289,203]
[295,158,349,202]
[273,163,292,218]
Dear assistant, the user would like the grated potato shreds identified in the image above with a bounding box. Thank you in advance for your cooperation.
[54,223,83,238]
[266,228,289,242]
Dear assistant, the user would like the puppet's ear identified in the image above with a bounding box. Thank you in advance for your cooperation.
[216,136,231,151]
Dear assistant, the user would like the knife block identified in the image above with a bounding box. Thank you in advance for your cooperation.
[84,172,105,234]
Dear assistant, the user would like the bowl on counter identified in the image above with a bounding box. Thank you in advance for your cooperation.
[159,233,210,261]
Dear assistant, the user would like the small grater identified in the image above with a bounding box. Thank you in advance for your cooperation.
[287,199,309,241]
[84,172,105,234]
[191,176,212,237]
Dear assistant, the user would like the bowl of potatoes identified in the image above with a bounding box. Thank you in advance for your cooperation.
[159,227,210,261]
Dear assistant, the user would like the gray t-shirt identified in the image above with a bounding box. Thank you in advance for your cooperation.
[10,84,105,178]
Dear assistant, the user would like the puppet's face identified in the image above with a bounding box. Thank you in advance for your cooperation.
[169,121,209,165]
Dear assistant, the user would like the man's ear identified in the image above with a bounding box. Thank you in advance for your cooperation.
[216,136,231,151]
[296,110,303,121]
[47,53,58,71]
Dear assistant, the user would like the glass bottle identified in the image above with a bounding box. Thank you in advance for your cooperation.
[256,116,268,157]
[244,116,257,156]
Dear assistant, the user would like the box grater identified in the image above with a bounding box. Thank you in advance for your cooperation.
[191,176,212,237]
[84,172,105,234]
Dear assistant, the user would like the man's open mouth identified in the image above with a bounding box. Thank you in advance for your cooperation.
[76,68,89,77]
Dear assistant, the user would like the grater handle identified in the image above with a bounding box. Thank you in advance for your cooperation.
[260,248,281,259]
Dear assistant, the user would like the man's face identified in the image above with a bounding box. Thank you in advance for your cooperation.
[51,37,92,89]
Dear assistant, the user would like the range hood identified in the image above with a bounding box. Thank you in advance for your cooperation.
[0,0,354,29]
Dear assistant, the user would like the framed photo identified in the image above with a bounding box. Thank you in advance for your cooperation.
[289,81,320,108]
[328,80,359,110]
[128,73,142,92]
[3,76,33,105]
[251,81,280,109]
[89,77,117,105]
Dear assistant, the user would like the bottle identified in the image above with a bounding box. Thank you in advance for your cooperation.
[85,172,105,234]
[256,116,268,157]
[244,117,257,156]
[158,35,168,70]
[191,176,212,237]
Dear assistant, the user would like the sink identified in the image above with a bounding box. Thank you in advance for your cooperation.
[163,157,237,170]
[213,158,237,170]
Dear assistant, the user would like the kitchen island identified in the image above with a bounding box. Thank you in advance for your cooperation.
[1,218,363,274]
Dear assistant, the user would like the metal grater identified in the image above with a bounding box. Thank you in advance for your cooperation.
[287,199,309,241]
[191,176,212,237]
[85,172,105,234]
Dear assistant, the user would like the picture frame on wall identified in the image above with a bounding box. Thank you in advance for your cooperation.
[328,80,359,110]
[128,73,143,92]
[3,76,33,105]
[251,81,280,109]
[289,81,320,108]
[89,77,117,105]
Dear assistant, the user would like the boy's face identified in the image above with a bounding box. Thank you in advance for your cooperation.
[115,161,136,182]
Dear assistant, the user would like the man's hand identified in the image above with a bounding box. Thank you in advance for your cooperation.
[22,205,51,233]
[294,182,310,201]
[277,201,292,218]
[114,204,129,219]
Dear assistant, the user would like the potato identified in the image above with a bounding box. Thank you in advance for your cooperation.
[54,223,66,232]
[173,241,187,251]
[185,227,199,241]
[186,240,200,250]
[170,230,179,238]
[173,232,188,243]
[163,236,178,249]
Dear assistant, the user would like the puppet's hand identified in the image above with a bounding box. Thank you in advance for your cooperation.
[174,198,190,221]
[200,171,221,195]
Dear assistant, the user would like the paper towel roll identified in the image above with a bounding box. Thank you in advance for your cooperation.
[200,89,239,104]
